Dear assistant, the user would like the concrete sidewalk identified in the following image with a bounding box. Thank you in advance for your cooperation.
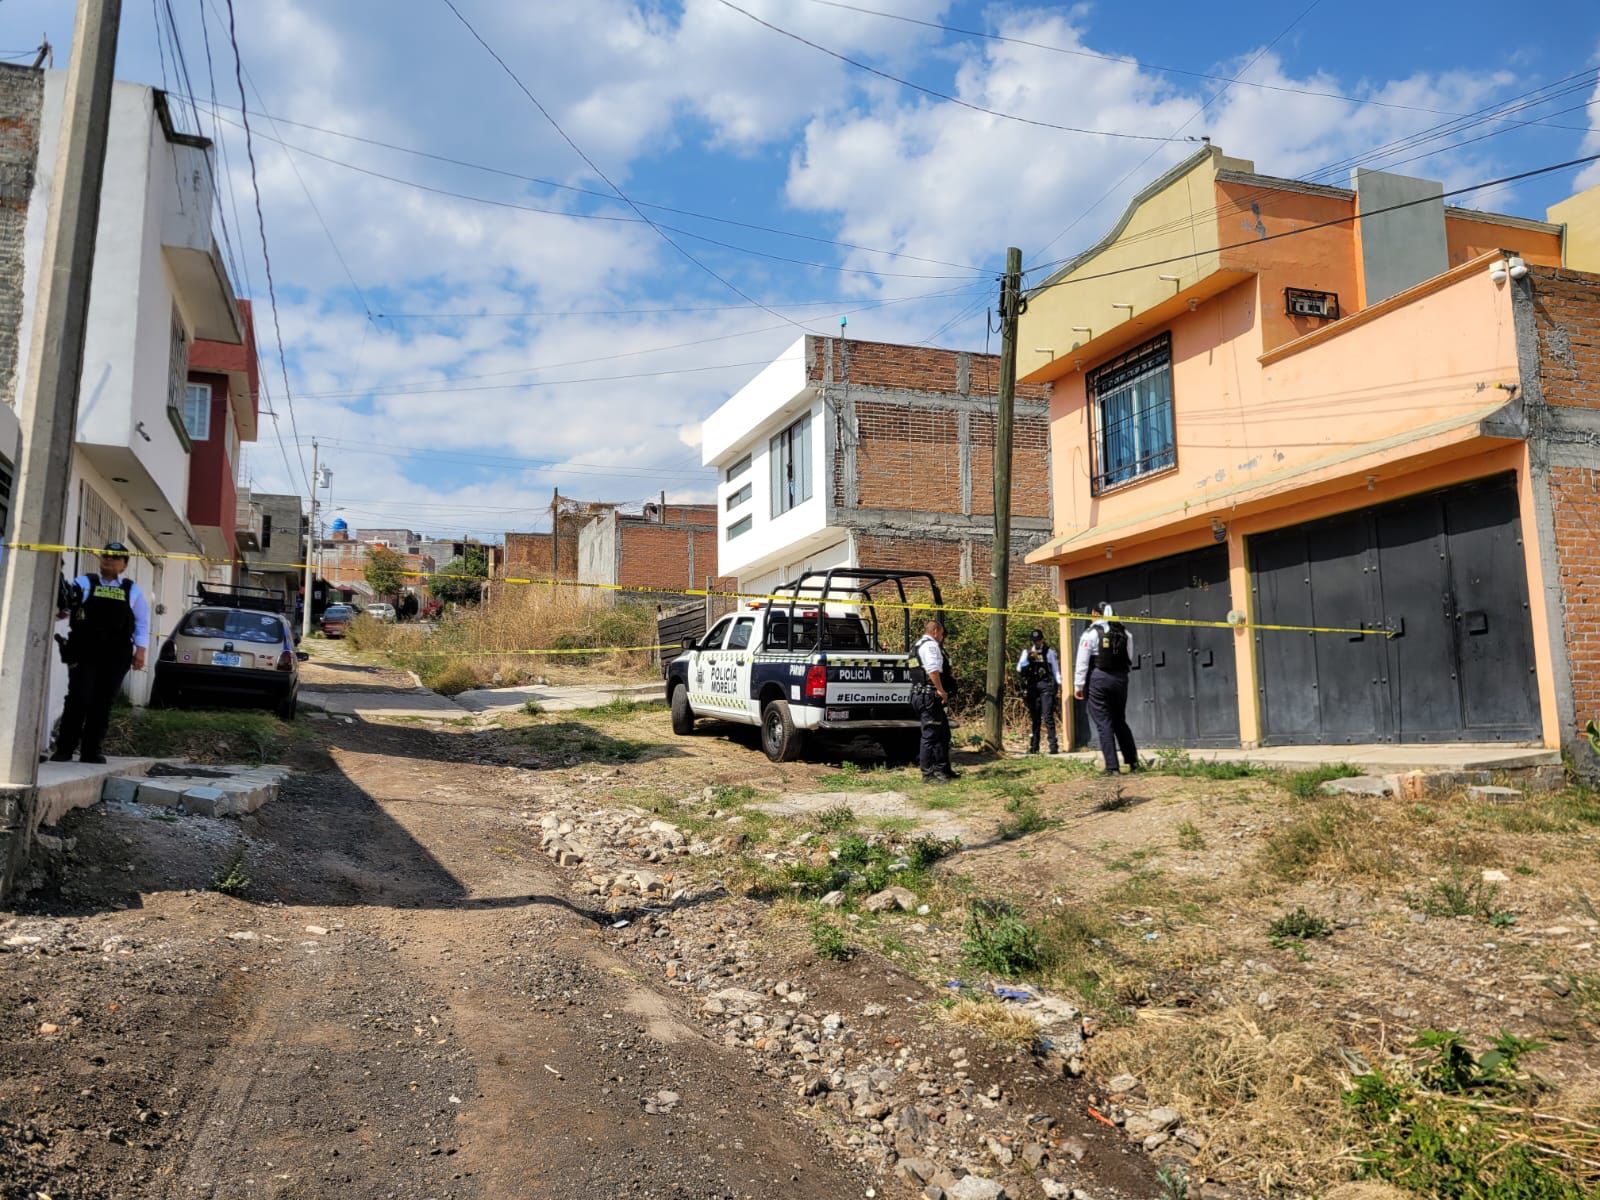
[454,680,664,716]
[299,688,470,721]
[34,756,160,828]
[1058,742,1559,773]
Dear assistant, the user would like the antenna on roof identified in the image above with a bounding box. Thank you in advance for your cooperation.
[839,315,847,338]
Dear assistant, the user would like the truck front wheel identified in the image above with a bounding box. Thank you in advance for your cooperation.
[761,698,804,762]
[670,686,696,736]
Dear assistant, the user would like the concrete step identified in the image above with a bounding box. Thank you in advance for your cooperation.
[102,765,289,817]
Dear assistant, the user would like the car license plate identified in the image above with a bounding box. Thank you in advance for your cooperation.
[212,652,242,667]
[825,707,850,721]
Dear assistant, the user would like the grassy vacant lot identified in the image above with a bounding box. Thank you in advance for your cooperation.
[543,703,1600,1198]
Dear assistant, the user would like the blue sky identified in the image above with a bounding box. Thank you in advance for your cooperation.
[4,0,1598,539]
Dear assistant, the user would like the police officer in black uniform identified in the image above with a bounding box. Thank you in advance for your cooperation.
[52,542,150,764]
[1073,604,1140,775]
[1016,627,1061,754]
[910,619,959,783]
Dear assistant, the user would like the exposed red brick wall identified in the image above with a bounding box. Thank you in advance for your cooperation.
[969,410,1051,519]
[855,402,962,511]
[503,532,552,576]
[806,336,1048,401]
[1550,465,1600,734]
[853,534,1051,596]
[1531,267,1600,410]
[970,538,1055,592]
[617,523,720,591]
[661,505,716,527]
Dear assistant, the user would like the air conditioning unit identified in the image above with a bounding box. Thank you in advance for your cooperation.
[1285,287,1339,320]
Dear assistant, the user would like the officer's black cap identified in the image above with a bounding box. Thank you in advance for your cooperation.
[1030,628,1044,641]
[101,541,129,558]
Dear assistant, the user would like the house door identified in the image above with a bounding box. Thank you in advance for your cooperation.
[1250,473,1539,745]
[1067,545,1239,749]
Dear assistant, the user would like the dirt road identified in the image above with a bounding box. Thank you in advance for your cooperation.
[1,659,877,1199]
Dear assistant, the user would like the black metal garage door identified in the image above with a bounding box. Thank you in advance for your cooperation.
[1250,473,1540,745]
[1067,545,1239,748]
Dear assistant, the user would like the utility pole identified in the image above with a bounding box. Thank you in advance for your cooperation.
[0,0,124,898]
[300,439,317,640]
[550,487,560,576]
[983,246,1024,753]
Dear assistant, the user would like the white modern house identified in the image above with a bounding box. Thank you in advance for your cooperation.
[0,66,244,726]
[700,338,846,597]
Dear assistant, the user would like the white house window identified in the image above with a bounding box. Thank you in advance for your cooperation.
[725,453,751,483]
[726,482,752,511]
[769,412,812,517]
[727,514,753,540]
[182,383,211,441]
[1087,332,1175,494]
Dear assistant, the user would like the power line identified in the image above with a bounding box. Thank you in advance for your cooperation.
[801,0,1600,135]
[193,100,987,274]
[223,0,312,497]
[1030,0,1321,264]
[299,281,986,397]
[204,108,977,282]
[714,0,1177,143]
[303,437,714,480]
[372,290,975,320]
[1024,152,1600,300]
[442,0,928,332]
[292,356,784,401]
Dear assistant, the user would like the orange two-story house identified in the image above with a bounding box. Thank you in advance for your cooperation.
[1021,146,1600,764]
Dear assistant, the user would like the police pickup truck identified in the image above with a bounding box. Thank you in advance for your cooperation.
[666,568,943,762]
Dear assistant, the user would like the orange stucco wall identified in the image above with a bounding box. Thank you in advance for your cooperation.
[1446,215,1563,271]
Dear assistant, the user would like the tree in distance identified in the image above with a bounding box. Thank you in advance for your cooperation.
[429,547,488,607]
[364,545,407,604]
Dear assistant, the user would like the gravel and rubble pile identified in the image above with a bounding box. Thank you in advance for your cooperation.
[516,793,1189,1200]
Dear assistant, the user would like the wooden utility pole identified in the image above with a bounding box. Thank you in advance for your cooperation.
[983,247,1024,753]
[0,0,124,897]
[300,439,318,640]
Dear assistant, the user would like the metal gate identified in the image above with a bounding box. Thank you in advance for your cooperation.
[1251,473,1540,745]
[1067,545,1238,748]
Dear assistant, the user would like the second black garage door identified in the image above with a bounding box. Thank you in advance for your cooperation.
[1067,545,1239,748]
[1250,473,1541,745]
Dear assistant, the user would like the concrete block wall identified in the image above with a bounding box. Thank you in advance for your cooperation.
[0,64,43,411]
[806,335,1053,596]
[1548,465,1599,735]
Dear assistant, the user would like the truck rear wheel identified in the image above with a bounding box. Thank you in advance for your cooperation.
[670,686,696,736]
[761,698,804,762]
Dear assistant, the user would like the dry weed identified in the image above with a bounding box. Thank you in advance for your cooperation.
[940,998,1040,1045]
[1093,1004,1350,1192]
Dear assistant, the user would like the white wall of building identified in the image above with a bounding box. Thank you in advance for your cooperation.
[703,338,835,584]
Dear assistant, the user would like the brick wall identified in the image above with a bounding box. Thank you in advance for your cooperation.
[855,533,1053,594]
[855,403,962,511]
[616,523,720,591]
[0,65,42,411]
[661,504,716,527]
[1550,465,1600,734]
[969,410,1051,519]
[1531,266,1600,410]
[503,532,552,576]
[807,336,1049,401]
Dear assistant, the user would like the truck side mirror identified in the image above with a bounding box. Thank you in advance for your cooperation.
[681,636,696,651]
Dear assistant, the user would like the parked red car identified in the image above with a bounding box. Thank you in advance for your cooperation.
[320,603,356,638]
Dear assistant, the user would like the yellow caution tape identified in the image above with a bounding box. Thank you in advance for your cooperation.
[2,540,1390,638]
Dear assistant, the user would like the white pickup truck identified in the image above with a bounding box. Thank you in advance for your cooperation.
[664,569,944,762]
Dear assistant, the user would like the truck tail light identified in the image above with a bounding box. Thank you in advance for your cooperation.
[276,650,294,672]
[803,665,827,700]
[158,639,176,663]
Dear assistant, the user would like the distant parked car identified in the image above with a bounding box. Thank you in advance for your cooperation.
[365,602,397,622]
[321,604,356,637]
[154,600,305,719]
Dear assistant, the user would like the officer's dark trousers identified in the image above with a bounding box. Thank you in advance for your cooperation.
[910,686,951,778]
[1025,684,1059,752]
[1085,669,1137,772]
[55,656,130,759]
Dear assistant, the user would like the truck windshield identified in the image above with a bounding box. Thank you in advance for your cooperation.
[768,613,875,651]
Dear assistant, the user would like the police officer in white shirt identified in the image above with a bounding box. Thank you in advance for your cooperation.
[1073,604,1140,775]
[910,620,959,782]
[1016,628,1062,754]
[52,542,150,764]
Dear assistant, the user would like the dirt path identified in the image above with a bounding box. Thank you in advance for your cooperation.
[1,663,873,1199]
